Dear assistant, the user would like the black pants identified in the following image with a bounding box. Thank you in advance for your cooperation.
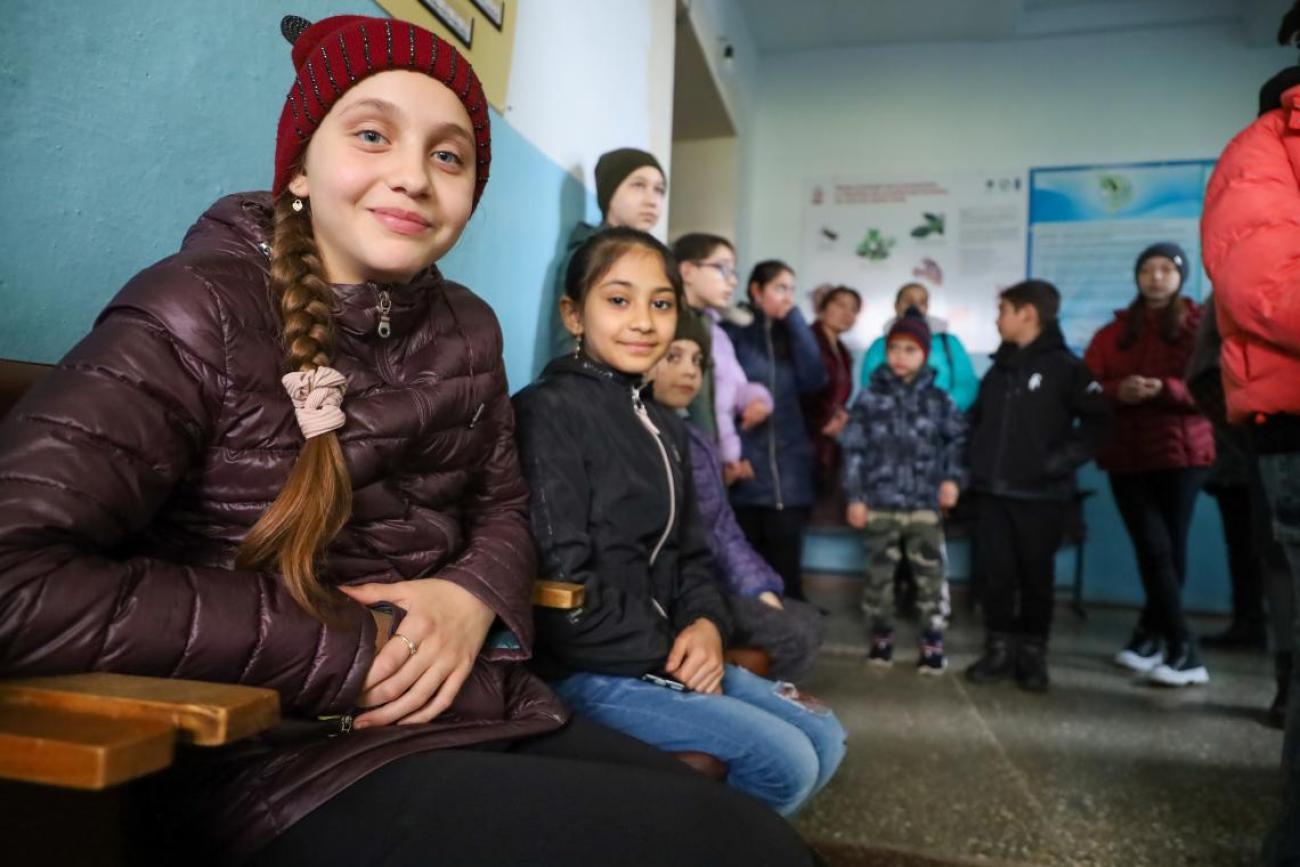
[976,494,1066,639]
[1109,468,1210,645]
[248,718,819,866]
[735,506,811,601]
[1210,482,1267,629]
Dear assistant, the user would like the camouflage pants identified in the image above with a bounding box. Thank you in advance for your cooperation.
[860,508,951,633]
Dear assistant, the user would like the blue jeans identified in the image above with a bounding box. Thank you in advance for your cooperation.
[552,664,846,817]
[1260,451,1300,866]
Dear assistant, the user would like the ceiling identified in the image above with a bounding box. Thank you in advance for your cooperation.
[734,0,1293,54]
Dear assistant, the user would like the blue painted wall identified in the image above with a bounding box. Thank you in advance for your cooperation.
[0,0,585,392]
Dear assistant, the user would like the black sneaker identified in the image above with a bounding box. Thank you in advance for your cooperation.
[917,629,947,676]
[1114,629,1162,673]
[1015,637,1050,692]
[867,629,894,668]
[1145,639,1209,687]
[965,632,1015,685]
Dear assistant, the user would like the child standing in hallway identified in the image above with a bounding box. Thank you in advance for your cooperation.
[543,148,668,368]
[964,281,1110,692]
[671,233,772,484]
[1084,243,1215,687]
[842,309,967,674]
[725,261,829,600]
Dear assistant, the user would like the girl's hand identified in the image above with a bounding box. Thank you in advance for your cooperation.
[1142,377,1164,398]
[1117,376,1150,404]
[938,481,960,511]
[758,591,784,610]
[723,459,756,486]
[340,578,496,728]
[740,399,771,431]
[846,502,869,529]
[821,409,848,438]
[666,618,725,694]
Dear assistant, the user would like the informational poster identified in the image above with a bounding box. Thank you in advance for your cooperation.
[800,173,1028,354]
[1027,159,1215,350]
[377,0,517,112]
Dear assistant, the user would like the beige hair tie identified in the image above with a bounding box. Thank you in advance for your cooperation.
[282,366,348,439]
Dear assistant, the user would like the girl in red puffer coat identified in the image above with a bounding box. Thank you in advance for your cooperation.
[1084,243,1215,689]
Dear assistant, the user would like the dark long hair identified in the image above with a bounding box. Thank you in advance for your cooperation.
[1117,294,1190,349]
[565,227,682,305]
[747,260,793,300]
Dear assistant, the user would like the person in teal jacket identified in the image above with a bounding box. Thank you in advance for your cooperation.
[860,282,978,412]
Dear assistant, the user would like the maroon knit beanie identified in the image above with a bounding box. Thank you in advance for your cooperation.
[272,14,491,208]
[887,307,932,358]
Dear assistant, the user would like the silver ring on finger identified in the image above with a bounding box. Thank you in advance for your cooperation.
[393,632,418,657]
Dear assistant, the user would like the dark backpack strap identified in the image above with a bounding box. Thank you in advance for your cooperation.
[939,332,955,385]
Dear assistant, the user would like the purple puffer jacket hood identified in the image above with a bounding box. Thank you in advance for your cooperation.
[0,192,566,862]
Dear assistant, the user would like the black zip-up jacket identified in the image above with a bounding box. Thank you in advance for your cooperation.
[513,354,732,678]
[967,325,1111,501]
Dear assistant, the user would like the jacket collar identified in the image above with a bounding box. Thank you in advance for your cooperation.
[541,352,648,392]
[992,323,1066,368]
[180,192,439,341]
[869,362,937,393]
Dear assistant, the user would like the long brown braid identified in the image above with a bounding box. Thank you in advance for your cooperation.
[236,193,353,620]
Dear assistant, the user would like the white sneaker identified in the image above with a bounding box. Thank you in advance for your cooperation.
[1145,643,1210,688]
[1146,662,1210,687]
[1114,647,1161,673]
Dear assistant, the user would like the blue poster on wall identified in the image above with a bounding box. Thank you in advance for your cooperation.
[1027,159,1215,350]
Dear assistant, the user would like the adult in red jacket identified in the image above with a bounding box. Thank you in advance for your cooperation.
[1202,14,1300,858]
[1084,243,1214,688]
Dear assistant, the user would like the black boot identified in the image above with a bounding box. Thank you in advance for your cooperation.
[965,632,1015,685]
[1203,620,1268,651]
[1015,636,1050,692]
[1267,652,1292,730]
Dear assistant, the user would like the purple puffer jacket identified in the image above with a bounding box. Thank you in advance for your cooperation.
[0,193,566,862]
[687,423,783,598]
[707,309,773,464]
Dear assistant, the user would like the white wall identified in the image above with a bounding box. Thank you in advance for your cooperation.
[682,0,761,135]
[742,22,1294,272]
[668,136,740,240]
[503,0,676,218]
[677,0,761,254]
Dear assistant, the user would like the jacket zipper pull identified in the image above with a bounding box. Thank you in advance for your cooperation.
[377,290,392,339]
[631,388,660,434]
[316,713,354,736]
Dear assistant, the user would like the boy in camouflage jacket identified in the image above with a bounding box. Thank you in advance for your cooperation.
[843,309,967,673]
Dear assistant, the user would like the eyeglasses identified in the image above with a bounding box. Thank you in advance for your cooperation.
[696,261,737,281]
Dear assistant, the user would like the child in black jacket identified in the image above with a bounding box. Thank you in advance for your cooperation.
[514,227,844,818]
[964,280,1111,691]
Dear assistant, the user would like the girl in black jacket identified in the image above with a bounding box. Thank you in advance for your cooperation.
[514,228,845,817]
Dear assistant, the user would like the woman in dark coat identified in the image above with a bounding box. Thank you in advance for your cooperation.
[724,261,829,600]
